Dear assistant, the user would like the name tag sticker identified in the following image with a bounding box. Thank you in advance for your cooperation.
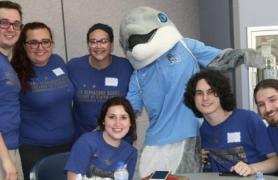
[227,132,241,143]
[52,67,64,76]
[105,77,118,87]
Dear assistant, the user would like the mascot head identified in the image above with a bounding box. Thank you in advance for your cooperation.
[120,6,183,69]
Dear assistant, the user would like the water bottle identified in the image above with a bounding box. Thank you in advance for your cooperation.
[261,37,277,79]
[75,174,82,180]
[255,172,265,180]
[114,161,129,180]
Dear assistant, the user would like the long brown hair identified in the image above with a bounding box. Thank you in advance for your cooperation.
[11,22,53,91]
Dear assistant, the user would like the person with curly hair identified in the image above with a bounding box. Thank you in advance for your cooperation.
[184,70,278,176]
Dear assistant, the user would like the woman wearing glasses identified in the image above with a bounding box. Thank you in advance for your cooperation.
[11,22,75,180]
[67,23,133,141]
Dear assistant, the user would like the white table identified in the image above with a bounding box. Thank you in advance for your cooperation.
[176,173,277,180]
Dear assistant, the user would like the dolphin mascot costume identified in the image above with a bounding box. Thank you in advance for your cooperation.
[119,6,264,178]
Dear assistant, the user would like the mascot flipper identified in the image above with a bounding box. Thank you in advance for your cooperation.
[120,6,264,178]
[208,48,265,71]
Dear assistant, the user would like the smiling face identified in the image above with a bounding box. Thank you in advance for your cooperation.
[0,8,21,54]
[256,87,278,126]
[102,105,131,147]
[194,79,224,117]
[87,29,113,64]
[24,28,53,67]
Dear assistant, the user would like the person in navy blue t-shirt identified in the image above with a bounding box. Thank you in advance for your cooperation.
[0,1,24,179]
[11,22,74,180]
[67,23,133,140]
[254,79,278,154]
[184,70,278,176]
[65,96,137,180]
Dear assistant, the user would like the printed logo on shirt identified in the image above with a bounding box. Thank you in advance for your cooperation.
[30,76,71,92]
[52,67,65,76]
[76,89,120,102]
[208,146,247,165]
[105,77,118,87]
[227,132,241,143]
[167,53,181,63]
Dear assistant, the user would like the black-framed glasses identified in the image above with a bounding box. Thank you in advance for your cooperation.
[25,39,53,49]
[0,19,22,31]
[88,39,110,47]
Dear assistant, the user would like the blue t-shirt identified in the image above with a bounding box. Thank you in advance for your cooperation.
[0,53,21,149]
[201,109,275,172]
[20,54,74,146]
[65,131,137,180]
[267,127,278,154]
[127,38,221,145]
[67,55,133,137]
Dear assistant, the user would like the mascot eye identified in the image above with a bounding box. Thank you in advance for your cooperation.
[158,13,167,23]
[128,29,157,50]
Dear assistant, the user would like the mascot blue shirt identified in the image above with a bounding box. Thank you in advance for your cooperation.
[120,6,265,176]
[120,6,263,147]
[127,38,220,145]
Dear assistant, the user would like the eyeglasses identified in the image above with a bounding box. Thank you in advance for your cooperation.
[25,39,53,49]
[0,19,22,31]
[88,39,110,47]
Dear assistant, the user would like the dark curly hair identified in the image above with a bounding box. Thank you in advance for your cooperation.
[254,79,278,104]
[184,70,236,118]
[97,96,137,141]
[11,22,53,92]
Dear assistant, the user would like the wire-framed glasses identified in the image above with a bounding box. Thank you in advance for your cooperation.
[88,39,110,47]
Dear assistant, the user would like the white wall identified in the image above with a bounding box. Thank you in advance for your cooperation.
[19,0,66,59]
[232,0,278,109]
[19,0,200,61]
[233,0,278,49]
[63,0,200,60]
